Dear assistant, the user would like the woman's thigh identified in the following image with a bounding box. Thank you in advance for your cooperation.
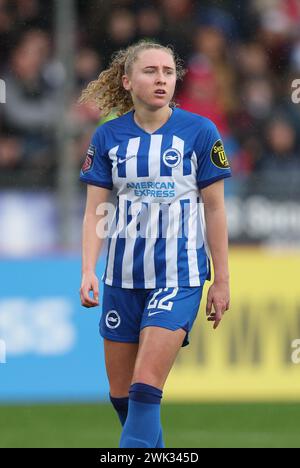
[131,326,186,390]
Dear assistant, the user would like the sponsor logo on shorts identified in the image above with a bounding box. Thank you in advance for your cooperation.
[105,310,121,329]
[148,310,166,317]
[210,139,230,169]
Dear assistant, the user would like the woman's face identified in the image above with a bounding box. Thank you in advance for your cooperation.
[123,49,177,111]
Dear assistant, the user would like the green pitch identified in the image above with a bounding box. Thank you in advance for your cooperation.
[0,402,300,448]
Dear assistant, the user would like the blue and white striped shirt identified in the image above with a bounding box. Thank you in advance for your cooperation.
[80,107,231,289]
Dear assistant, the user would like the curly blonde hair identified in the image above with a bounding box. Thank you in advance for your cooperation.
[79,41,185,117]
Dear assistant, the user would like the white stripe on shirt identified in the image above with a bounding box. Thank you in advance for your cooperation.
[148,135,163,179]
[187,199,201,286]
[165,202,181,287]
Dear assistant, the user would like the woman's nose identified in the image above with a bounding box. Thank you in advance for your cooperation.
[155,73,166,84]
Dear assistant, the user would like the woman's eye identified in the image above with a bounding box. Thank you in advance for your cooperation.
[144,69,174,75]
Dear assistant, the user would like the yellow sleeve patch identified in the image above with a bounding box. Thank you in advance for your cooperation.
[210,140,230,169]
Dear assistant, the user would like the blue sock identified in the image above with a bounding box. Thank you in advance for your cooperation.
[109,394,129,426]
[110,391,165,447]
[119,383,163,448]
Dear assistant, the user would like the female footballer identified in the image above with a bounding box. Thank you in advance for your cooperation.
[79,41,231,448]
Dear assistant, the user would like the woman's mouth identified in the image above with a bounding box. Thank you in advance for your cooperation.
[154,89,167,95]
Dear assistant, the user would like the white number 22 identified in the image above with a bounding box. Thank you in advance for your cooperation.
[147,288,178,311]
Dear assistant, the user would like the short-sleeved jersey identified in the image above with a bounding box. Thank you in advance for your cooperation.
[80,107,231,289]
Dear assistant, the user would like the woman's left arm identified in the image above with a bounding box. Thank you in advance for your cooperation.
[201,179,230,329]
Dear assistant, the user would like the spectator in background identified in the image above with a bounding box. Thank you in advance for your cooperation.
[178,6,240,134]
[75,48,102,90]
[254,5,294,74]
[2,29,60,169]
[176,7,241,186]
[135,4,163,43]
[235,42,270,79]
[15,0,46,27]
[72,47,104,126]
[176,56,230,136]
[257,116,300,173]
[291,38,300,72]
[159,0,196,62]
[251,0,300,32]
[0,136,22,169]
[0,0,53,48]
[101,8,137,68]
[0,0,15,65]
[250,114,300,197]
[176,53,242,195]
[230,77,275,176]
[191,22,237,124]
[230,42,275,178]
[68,48,104,165]
[239,77,275,125]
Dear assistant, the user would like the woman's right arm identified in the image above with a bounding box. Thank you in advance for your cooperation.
[80,184,111,308]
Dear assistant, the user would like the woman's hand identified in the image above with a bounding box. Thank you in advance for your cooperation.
[80,271,99,308]
[206,280,230,329]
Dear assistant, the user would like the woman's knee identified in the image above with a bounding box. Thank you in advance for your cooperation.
[131,368,164,390]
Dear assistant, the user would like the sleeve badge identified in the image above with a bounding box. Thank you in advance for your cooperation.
[81,145,96,173]
[210,140,230,169]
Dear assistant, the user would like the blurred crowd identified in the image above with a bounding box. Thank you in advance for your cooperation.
[0,0,300,193]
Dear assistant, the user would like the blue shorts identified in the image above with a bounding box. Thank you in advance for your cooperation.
[100,284,204,347]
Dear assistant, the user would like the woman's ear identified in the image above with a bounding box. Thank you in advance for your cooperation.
[122,74,131,91]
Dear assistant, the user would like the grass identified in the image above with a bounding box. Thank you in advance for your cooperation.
[0,402,299,448]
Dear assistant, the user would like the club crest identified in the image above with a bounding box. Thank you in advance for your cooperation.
[162,148,182,168]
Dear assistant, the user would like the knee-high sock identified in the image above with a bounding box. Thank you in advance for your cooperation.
[109,394,129,426]
[119,383,163,448]
[110,393,165,448]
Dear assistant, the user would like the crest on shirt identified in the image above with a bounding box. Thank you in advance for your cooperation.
[210,140,230,169]
[81,144,96,173]
[162,148,182,168]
